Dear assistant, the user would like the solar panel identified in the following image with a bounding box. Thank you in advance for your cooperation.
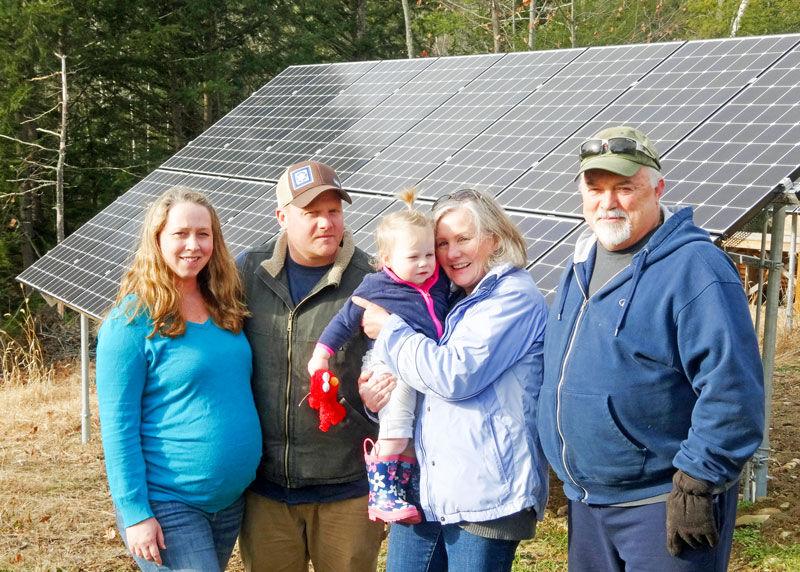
[342,49,583,197]
[420,42,681,200]
[161,61,379,178]
[341,53,509,193]
[18,34,800,319]
[247,59,438,181]
[528,222,585,302]
[510,214,583,265]
[221,192,281,257]
[663,42,800,234]
[504,35,799,222]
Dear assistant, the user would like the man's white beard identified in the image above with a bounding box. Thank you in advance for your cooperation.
[594,208,631,249]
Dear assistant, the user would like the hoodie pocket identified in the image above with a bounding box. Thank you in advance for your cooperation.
[560,391,646,485]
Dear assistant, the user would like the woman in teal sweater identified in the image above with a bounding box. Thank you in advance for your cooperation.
[96,187,262,571]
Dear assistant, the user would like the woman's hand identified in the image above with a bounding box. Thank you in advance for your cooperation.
[352,296,391,339]
[358,368,397,413]
[126,517,166,565]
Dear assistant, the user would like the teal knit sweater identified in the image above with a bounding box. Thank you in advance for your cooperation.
[96,299,262,528]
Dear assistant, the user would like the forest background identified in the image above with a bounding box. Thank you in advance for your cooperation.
[1,0,800,314]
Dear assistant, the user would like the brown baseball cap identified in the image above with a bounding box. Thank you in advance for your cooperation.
[275,160,352,208]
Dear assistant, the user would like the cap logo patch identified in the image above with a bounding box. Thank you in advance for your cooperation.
[290,166,314,189]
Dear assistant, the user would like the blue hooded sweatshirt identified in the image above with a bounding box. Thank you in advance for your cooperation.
[537,206,764,505]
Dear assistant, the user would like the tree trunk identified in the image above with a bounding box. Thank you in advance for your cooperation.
[55,51,67,244]
[353,0,367,57]
[171,101,183,152]
[491,0,501,53]
[730,0,749,37]
[570,0,576,48]
[401,0,414,58]
[528,0,537,49]
[18,122,38,270]
[203,86,211,129]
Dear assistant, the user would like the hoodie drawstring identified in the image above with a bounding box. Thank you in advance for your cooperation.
[614,249,647,336]
[556,264,575,321]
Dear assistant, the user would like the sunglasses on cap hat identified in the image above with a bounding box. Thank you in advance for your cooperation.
[579,137,661,170]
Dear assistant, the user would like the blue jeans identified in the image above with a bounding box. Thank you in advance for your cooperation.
[117,496,244,572]
[386,521,520,572]
[567,483,738,572]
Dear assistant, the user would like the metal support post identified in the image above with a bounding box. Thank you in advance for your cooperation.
[787,213,797,330]
[80,313,91,444]
[754,211,769,335]
[753,204,786,499]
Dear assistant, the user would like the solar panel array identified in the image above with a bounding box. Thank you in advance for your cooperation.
[18,34,800,316]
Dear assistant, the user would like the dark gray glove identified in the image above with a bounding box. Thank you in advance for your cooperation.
[666,470,719,556]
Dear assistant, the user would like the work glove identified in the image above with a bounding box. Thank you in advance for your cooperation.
[666,469,718,556]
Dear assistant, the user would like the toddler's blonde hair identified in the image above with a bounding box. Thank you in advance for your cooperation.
[374,188,434,270]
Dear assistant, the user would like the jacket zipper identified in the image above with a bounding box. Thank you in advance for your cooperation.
[555,273,590,502]
[419,283,491,522]
[285,309,294,487]
[557,256,637,501]
[282,285,326,488]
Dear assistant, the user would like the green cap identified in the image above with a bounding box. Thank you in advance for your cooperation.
[577,125,661,178]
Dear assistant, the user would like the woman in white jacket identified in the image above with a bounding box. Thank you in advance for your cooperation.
[356,189,549,572]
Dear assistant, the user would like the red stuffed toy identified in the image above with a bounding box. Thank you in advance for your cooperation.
[309,369,346,432]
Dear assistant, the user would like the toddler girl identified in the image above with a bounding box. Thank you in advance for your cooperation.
[308,189,449,524]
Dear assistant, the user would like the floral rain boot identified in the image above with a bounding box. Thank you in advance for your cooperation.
[364,438,422,524]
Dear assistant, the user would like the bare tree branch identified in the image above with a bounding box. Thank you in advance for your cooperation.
[65,163,147,177]
[21,104,60,124]
[29,71,61,81]
[0,134,49,151]
[1,182,57,197]
[6,177,56,184]
[36,128,62,138]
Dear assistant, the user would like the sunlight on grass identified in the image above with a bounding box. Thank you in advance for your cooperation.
[512,514,568,571]
[734,527,800,572]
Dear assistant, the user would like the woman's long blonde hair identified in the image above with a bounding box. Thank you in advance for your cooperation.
[114,186,248,338]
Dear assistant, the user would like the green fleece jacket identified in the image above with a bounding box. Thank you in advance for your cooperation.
[239,230,377,488]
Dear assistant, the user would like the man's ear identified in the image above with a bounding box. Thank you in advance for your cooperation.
[655,178,666,200]
[276,207,287,229]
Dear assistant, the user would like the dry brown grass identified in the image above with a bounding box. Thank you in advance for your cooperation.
[775,321,799,362]
[0,366,135,570]
[1,297,54,386]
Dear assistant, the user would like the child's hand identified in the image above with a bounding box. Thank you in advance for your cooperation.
[307,347,331,377]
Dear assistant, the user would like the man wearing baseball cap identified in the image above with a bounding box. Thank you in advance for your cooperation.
[537,126,764,570]
[237,160,384,571]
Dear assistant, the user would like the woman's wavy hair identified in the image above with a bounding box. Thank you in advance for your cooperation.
[114,186,248,338]
[374,188,434,270]
[431,188,527,270]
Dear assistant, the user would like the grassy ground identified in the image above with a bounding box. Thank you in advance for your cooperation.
[1,333,798,570]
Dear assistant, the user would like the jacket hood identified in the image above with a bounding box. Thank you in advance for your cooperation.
[462,262,520,296]
[261,229,356,286]
[556,205,711,335]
